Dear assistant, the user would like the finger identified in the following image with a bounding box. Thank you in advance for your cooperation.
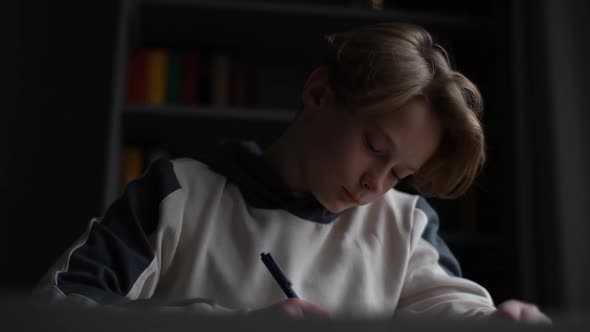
[296,300,331,318]
[496,301,523,320]
[521,305,552,324]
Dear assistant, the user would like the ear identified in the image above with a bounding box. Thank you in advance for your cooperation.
[301,66,333,115]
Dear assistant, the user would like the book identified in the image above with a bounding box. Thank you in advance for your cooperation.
[146,49,168,106]
[120,146,144,192]
[126,49,147,104]
[166,51,182,105]
[230,57,253,107]
[181,51,201,105]
[211,53,231,108]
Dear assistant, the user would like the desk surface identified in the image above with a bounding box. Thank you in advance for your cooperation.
[2,295,587,332]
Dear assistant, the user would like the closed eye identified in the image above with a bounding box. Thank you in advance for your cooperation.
[364,132,380,153]
[365,131,401,180]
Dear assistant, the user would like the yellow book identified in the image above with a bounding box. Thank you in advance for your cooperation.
[212,54,230,108]
[120,146,144,192]
[146,49,168,106]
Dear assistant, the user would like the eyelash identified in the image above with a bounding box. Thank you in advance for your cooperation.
[364,133,401,180]
[364,132,379,153]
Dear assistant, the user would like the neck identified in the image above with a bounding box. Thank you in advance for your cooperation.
[262,126,307,193]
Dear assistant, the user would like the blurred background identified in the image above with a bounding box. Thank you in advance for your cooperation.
[2,0,589,318]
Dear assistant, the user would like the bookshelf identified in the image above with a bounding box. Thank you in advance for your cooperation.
[106,0,516,304]
[123,105,295,154]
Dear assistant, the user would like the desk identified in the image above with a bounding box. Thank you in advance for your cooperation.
[2,296,586,332]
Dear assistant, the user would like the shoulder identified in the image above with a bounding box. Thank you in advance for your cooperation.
[341,189,420,238]
[169,157,212,176]
[382,189,421,226]
[368,190,434,241]
[167,157,229,191]
[382,188,421,212]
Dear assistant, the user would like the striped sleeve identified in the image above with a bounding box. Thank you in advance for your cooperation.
[395,197,496,319]
[31,158,244,315]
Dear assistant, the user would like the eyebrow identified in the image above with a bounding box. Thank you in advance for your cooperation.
[375,126,419,173]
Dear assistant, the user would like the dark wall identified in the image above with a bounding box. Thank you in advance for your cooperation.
[1,1,118,291]
[512,0,590,312]
[542,0,590,311]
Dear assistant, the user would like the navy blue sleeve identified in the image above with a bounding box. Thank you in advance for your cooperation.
[416,197,462,277]
[54,158,181,304]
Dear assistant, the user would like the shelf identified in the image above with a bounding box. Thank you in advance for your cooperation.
[135,0,493,53]
[126,104,296,122]
[122,105,295,153]
[141,0,493,28]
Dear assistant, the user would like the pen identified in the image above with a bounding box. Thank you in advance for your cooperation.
[260,252,299,299]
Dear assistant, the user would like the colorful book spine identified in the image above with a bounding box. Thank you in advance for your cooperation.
[125,49,256,109]
[120,146,144,191]
[211,54,230,108]
[146,49,168,106]
[166,51,182,105]
[230,57,252,107]
[181,51,201,105]
[126,50,147,104]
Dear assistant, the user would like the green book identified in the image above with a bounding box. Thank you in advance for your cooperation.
[166,51,182,105]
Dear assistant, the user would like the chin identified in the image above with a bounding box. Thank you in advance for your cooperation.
[313,189,352,213]
[322,200,352,214]
[325,205,345,214]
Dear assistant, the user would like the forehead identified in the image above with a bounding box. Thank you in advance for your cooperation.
[357,99,439,133]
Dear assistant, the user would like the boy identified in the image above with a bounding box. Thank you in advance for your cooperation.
[33,23,549,323]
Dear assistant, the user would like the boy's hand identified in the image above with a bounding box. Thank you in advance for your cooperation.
[490,299,552,324]
[248,298,331,319]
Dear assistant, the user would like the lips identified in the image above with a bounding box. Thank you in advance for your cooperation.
[342,187,360,204]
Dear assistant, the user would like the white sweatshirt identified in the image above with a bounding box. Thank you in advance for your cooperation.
[33,141,495,319]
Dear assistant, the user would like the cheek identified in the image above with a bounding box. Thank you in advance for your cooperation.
[345,152,372,188]
[306,120,366,181]
[329,133,367,180]
[314,140,345,177]
[302,134,340,180]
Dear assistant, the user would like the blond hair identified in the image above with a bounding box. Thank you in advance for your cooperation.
[323,22,485,198]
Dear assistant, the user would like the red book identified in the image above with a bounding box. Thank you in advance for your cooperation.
[126,49,147,104]
[230,57,252,107]
[181,51,201,105]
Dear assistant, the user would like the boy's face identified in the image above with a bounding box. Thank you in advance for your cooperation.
[299,68,443,213]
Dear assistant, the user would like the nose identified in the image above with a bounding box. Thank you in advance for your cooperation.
[360,173,382,195]
[360,165,396,195]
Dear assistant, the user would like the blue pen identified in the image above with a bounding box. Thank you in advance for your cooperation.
[260,252,299,299]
